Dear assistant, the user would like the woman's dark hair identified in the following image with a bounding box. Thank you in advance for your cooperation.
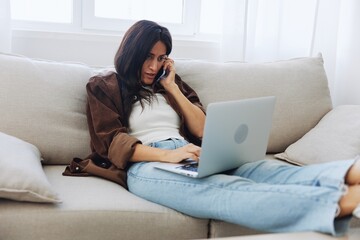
[114,20,172,127]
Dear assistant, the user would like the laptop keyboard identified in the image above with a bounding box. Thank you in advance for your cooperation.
[177,162,199,172]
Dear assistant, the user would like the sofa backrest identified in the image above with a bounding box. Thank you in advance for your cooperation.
[0,53,92,164]
[0,53,332,164]
[175,55,332,153]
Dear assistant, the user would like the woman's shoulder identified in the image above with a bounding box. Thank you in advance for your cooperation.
[89,70,117,85]
[87,71,120,93]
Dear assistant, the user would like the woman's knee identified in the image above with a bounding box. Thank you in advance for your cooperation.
[345,159,360,185]
[338,185,360,217]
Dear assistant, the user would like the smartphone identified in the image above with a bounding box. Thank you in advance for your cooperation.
[154,68,168,84]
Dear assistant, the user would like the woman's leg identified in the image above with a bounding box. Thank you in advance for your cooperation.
[341,158,360,217]
[127,161,349,236]
[129,139,355,235]
[230,157,360,218]
[345,157,360,185]
[230,158,354,188]
[339,185,360,217]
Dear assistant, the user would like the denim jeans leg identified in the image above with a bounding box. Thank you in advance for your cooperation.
[127,161,350,236]
[127,140,354,236]
[148,138,189,150]
[231,158,355,189]
[229,158,356,236]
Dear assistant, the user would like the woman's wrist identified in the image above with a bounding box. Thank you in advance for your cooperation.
[158,149,170,162]
[163,83,181,98]
[131,143,170,163]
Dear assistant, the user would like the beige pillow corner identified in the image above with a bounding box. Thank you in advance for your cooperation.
[0,131,62,203]
[275,105,360,165]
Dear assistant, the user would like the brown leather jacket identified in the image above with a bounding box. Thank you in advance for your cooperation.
[63,71,204,188]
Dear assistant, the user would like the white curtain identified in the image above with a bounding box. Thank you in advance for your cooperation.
[220,0,331,62]
[0,0,12,53]
[219,0,359,105]
[334,0,360,105]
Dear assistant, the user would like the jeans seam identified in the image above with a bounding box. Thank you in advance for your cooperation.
[127,171,340,205]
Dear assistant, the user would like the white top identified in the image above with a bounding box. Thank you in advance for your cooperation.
[128,93,184,146]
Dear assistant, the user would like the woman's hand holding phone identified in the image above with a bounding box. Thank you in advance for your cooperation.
[157,57,177,92]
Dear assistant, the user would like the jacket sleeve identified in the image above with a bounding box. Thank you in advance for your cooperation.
[86,75,141,169]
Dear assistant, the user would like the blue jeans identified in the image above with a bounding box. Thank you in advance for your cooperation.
[127,138,354,236]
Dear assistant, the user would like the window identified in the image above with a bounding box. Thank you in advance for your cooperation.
[10,0,221,38]
[11,0,73,23]
[82,0,201,35]
[94,0,183,24]
[10,0,81,32]
[199,0,223,35]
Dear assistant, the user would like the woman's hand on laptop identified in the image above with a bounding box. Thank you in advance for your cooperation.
[131,143,200,163]
[163,144,201,163]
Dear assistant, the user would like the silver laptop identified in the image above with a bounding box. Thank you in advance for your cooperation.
[154,96,276,178]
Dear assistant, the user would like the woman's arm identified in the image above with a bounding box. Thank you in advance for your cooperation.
[88,73,201,165]
[130,143,201,163]
[87,74,141,169]
[160,59,206,138]
[166,84,205,138]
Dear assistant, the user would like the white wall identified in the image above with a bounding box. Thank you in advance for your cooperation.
[11,30,220,67]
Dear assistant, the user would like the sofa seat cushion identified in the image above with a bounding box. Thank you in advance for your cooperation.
[208,218,360,239]
[0,166,208,240]
[208,220,360,239]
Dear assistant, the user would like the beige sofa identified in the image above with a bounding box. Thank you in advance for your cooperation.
[0,52,359,240]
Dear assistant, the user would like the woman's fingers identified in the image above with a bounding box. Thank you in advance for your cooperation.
[164,57,175,72]
[164,143,202,163]
[184,144,201,160]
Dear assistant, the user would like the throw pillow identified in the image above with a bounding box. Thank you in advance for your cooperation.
[0,132,61,203]
[275,105,360,165]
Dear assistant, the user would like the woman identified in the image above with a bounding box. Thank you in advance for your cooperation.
[65,20,360,236]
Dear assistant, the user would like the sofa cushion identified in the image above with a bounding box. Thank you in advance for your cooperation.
[275,105,360,165]
[208,219,360,238]
[0,53,92,164]
[0,166,209,240]
[176,55,332,153]
[0,53,332,165]
[0,132,61,203]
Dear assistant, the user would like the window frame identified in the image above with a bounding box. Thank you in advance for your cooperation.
[10,0,82,33]
[11,0,202,36]
[82,0,201,35]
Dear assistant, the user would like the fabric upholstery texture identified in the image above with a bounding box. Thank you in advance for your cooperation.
[275,105,360,165]
[0,132,61,203]
[175,55,333,153]
[0,53,332,165]
[0,53,92,165]
[2,52,358,239]
[0,166,209,240]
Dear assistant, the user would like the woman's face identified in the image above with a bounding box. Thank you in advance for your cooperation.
[141,41,167,85]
